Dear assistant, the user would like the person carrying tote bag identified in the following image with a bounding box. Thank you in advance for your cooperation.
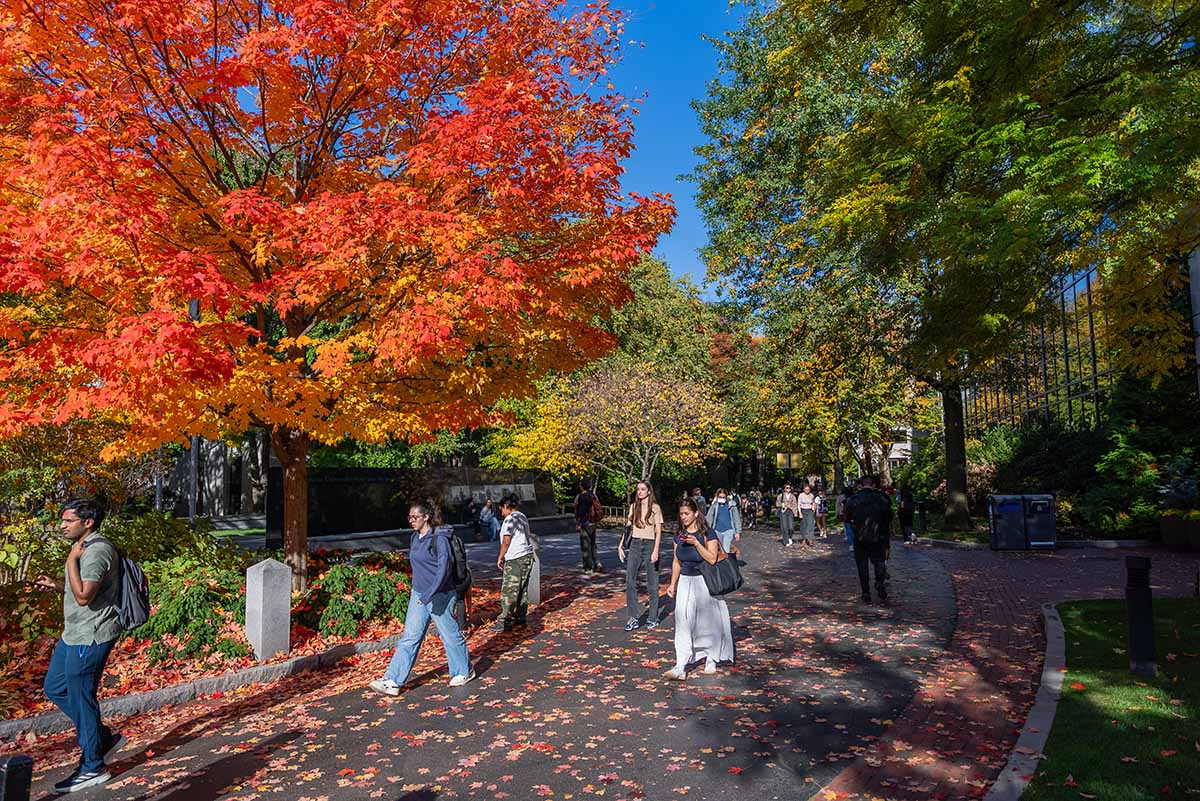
[698,533,743,597]
[664,498,735,680]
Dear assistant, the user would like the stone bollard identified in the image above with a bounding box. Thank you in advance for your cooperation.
[246,558,292,662]
[0,754,32,801]
[1124,556,1157,678]
[527,556,541,606]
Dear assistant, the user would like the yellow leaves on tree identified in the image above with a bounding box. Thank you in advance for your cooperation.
[488,360,729,488]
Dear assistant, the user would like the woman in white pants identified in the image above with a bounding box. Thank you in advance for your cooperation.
[665,498,734,679]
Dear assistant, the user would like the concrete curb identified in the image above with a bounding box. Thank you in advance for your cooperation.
[983,602,1066,801]
[0,634,401,740]
[916,537,1155,551]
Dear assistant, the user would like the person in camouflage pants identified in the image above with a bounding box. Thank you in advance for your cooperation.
[492,495,539,632]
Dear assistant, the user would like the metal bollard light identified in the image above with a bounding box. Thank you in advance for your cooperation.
[1124,556,1157,678]
[0,754,33,801]
[916,500,928,534]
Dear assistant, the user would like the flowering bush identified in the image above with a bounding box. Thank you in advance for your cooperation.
[296,552,411,638]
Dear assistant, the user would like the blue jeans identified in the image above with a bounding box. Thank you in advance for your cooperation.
[715,530,736,553]
[385,590,471,684]
[844,521,855,549]
[44,638,117,772]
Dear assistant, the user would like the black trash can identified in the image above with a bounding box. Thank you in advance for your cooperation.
[1025,495,1057,549]
[988,495,1027,550]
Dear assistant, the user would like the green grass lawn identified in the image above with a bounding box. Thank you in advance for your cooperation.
[918,512,991,544]
[211,527,265,538]
[1024,598,1200,801]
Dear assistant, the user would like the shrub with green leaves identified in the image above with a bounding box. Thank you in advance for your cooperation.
[137,554,250,663]
[298,553,410,638]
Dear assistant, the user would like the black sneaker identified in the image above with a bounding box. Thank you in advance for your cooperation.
[623,618,640,632]
[861,594,872,604]
[55,770,110,793]
[645,618,659,629]
[489,622,513,632]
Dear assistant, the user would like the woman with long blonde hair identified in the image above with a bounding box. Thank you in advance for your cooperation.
[618,480,663,631]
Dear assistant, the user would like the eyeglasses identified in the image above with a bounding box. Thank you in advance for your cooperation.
[407,514,425,521]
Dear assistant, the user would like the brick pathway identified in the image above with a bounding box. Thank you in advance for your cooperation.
[12,529,957,801]
[819,545,1200,801]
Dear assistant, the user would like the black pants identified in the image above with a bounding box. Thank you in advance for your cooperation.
[853,540,889,597]
[579,522,598,570]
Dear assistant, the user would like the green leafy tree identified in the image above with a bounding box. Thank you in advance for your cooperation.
[694,0,1200,527]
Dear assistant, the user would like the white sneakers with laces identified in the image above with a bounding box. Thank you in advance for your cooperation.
[369,678,402,697]
[449,669,476,687]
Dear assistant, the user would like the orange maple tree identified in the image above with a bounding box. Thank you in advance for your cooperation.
[0,0,673,588]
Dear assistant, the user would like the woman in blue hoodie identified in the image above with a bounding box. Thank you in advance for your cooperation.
[369,500,474,696]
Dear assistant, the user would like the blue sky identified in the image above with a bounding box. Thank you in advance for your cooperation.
[605,1,749,291]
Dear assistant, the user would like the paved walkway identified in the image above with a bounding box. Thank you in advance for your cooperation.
[17,528,955,801]
[12,528,1198,800]
[821,543,1200,800]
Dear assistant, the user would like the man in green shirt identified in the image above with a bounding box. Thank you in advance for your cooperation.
[34,498,126,793]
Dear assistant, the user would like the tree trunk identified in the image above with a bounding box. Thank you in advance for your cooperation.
[833,453,844,494]
[878,442,893,487]
[272,428,311,592]
[941,382,971,529]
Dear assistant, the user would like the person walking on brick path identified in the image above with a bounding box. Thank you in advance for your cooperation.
[572,478,602,575]
[797,483,817,548]
[665,498,734,679]
[619,480,664,631]
[690,487,708,518]
[33,498,127,793]
[705,487,742,558]
[492,494,539,632]
[897,485,916,544]
[844,475,894,603]
[370,500,475,696]
[837,481,856,554]
[776,482,799,546]
[815,488,828,537]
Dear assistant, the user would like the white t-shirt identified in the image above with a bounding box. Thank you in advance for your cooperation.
[500,511,538,561]
[797,492,816,511]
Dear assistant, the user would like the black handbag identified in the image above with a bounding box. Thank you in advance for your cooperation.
[620,524,633,550]
[699,538,743,597]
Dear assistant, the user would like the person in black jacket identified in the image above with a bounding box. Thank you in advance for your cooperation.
[844,475,893,603]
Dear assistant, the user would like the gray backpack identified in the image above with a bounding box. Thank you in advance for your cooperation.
[92,537,151,632]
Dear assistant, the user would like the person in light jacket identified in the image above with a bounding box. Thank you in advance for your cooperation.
[705,488,742,556]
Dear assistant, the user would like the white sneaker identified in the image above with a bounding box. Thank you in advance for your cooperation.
[703,659,718,674]
[369,678,401,696]
[449,669,476,687]
[663,667,686,681]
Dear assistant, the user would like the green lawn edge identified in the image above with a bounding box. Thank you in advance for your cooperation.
[1023,597,1200,801]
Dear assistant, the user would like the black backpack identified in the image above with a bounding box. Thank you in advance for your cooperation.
[848,491,893,545]
[436,526,472,597]
[92,536,151,632]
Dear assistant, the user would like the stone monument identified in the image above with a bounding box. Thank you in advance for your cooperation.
[246,558,292,662]
[527,556,540,606]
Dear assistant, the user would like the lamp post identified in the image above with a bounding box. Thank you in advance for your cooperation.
[1125,556,1157,678]
[0,754,32,801]
[188,299,201,522]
